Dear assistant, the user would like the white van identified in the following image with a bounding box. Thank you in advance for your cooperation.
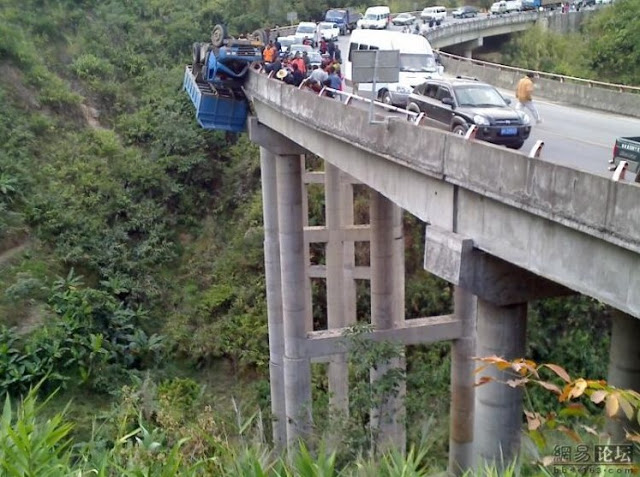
[420,6,447,24]
[345,29,442,106]
[357,6,391,30]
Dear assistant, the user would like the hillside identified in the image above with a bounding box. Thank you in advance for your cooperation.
[0,0,618,474]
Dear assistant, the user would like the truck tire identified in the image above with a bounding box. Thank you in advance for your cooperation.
[211,24,227,47]
[193,42,202,65]
[252,29,268,45]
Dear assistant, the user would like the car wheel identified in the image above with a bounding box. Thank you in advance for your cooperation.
[380,90,392,104]
[452,124,467,135]
[507,141,525,150]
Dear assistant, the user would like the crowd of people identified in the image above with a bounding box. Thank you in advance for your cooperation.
[261,39,345,95]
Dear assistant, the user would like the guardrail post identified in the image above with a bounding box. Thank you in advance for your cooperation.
[611,161,628,182]
[528,140,544,159]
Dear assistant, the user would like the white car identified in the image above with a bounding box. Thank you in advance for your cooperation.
[294,22,318,47]
[317,22,339,41]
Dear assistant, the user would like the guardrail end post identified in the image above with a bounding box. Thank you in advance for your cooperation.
[611,161,628,182]
[528,140,544,158]
[464,124,477,140]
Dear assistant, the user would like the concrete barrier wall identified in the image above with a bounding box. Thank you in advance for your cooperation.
[246,70,640,254]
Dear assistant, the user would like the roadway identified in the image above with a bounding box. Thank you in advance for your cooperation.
[334,21,640,178]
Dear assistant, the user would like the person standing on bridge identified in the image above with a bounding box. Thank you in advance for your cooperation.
[516,72,542,125]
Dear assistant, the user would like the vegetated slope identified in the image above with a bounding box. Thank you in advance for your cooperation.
[498,0,640,85]
[0,0,613,466]
[0,0,271,394]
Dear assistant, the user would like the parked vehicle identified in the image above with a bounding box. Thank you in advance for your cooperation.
[521,0,562,9]
[317,22,340,41]
[406,76,531,149]
[357,6,391,29]
[490,1,507,14]
[294,22,318,47]
[289,44,322,67]
[324,8,359,35]
[392,12,416,26]
[452,5,480,17]
[277,35,296,54]
[420,6,447,24]
[345,30,442,107]
[610,137,640,180]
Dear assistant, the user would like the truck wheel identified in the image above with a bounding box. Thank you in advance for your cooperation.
[380,90,392,104]
[192,42,202,65]
[252,29,268,45]
[211,24,227,47]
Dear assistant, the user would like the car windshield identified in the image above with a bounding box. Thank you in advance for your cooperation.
[319,23,335,29]
[364,13,378,19]
[397,13,409,18]
[326,11,344,21]
[454,85,508,107]
[297,25,315,33]
[400,54,437,73]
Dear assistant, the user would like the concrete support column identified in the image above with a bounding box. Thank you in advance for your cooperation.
[449,286,477,476]
[276,154,313,448]
[370,191,406,453]
[340,175,357,327]
[325,163,349,416]
[260,147,287,449]
[474,300,527,469]
[301,156,313,334]
[463,48,473,60]
[607,311,640,441]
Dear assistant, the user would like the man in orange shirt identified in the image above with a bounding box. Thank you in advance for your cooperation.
[515,72,542,124]
[263,41,277,64]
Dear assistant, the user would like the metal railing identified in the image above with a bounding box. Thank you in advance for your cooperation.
[438,50,640,93]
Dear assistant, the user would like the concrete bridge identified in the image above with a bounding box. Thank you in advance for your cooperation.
[247,8,639,474]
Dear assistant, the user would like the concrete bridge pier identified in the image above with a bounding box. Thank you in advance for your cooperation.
[277,153,313,447]
[423,225,574,472]
[449,286,477,475]
[325,163,350,417]
[607,310,640,440]
[473,300,527,468]
[370,191,406,453]
[259,147,287,449]
[251,119,312,448]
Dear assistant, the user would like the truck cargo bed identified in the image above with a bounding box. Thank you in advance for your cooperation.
[183,65,248,132]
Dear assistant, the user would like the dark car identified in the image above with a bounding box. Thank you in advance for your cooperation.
[452,5,480,18]
[406,77,531,149]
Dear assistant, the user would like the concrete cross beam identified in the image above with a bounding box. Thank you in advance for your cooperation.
[308,264,371,280]
[302,315,463,359]
[304,224,371,243]
[304,171,363,185]
[424,225,573,306]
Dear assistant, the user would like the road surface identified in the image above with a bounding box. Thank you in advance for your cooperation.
[334,23,640,178]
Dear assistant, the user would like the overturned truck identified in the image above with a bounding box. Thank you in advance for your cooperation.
[184,25,267,132]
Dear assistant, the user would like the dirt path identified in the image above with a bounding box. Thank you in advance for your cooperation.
[0,242,29,269]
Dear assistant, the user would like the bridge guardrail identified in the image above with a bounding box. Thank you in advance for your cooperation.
[437,50,640,94]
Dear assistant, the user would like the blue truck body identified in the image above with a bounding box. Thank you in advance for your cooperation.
[183,66,249,132]
[324,8,357,35]
[183,32,263,132]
